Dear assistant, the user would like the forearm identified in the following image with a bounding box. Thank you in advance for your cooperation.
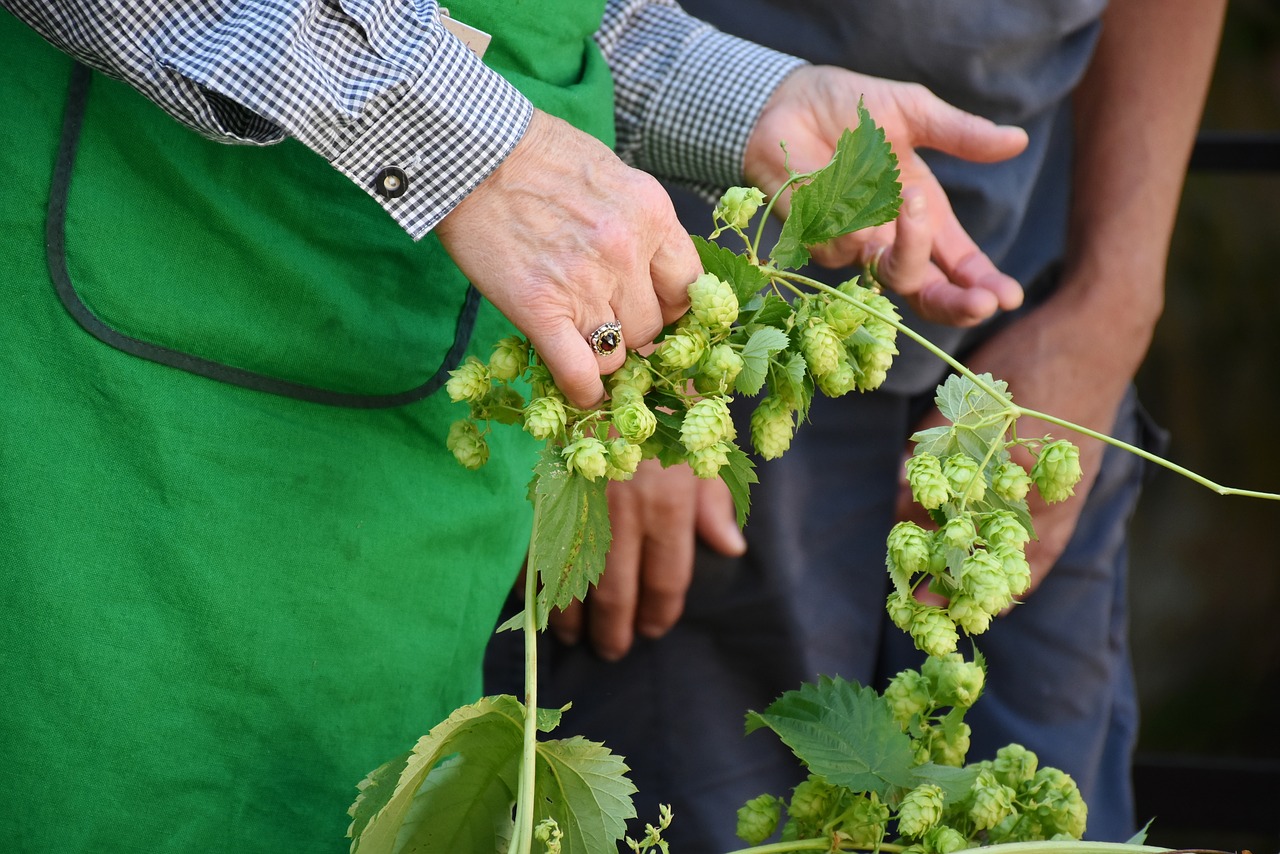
[1061,0,1226,370]
[2,0,530,238]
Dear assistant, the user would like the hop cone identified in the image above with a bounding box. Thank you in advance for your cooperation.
[1032,440,1082,503]
[680,396,734,452]
[991,459,1033,502]
[801,319,843,379]
[689,272,740,332]
[750,395,794,460]
[897,784,945,838]
[487,335,527,381]
[445,356,490,404]
[689,441,732,479]
[657,330,707,371]
[942,454,986,503]
[909,606,959,657]
[923,652,985,709]
[884,669,932,725]
[735,794,780,845]
[906,453,951,510]
[562,436,608,480]
[613,399,657,444]
[715,185,766,230]
[605,438,644,481]
[522,395,567,441]
[447,419,489,470]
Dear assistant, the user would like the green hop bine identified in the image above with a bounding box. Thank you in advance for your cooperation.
[350,103,1280,854]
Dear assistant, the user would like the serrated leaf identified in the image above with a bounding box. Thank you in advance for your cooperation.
[907,762,981,803]
[770,352,814,424]
[530,449,611,626]
[736,327,791,396]
[349,696,637,854]
[744,676,917,796]
[908,425,954,458]
[741,291,793,329]
[647,408,689,469]
[692,234,771,305]
[770,104,902,270]
[719,443,758,528]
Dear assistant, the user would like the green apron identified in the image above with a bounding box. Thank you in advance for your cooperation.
[0,5,611,851]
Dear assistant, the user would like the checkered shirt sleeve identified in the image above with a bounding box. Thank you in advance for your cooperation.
[3,0,803,237]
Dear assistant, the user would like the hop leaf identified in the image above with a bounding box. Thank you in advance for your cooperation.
[563,437,609,481]
[523,396,568,441]
[1031,440,1082,503]
[906,453,951,510]
[750,395,795,460]
[897,784,945,838]
[447,419,489,470]
[445,356,491,404]
[680,397,734,453]
[735,794,781,845]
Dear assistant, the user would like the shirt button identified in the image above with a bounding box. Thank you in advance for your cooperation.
[374,167,408,199]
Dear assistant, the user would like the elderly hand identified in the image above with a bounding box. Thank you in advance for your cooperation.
[745,65,1028,328]
[437,110,702,408]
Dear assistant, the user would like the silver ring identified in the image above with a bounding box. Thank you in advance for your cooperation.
[588,321,623,356]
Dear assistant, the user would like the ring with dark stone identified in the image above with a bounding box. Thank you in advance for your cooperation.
[588,321,623,356]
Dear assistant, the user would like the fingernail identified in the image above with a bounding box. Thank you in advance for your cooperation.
[553,628,579,646]
[905,193,925,217]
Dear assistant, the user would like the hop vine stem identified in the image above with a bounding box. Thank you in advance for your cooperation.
[509,541,541,854]
[771,268,1280,503]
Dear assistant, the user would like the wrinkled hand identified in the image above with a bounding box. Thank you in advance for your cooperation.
[745,65,1029,327]
[436,110,700,408]
[550,459,746,660]
[897,293,1131,602]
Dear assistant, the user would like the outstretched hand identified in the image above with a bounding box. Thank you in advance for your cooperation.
[436,110,701,408]
[745,65,1029,327]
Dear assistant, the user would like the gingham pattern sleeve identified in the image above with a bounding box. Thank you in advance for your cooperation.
[2,0,531,239]
[597,0,806,196]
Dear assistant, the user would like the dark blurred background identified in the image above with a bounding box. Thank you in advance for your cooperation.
[1128,0,1280,849]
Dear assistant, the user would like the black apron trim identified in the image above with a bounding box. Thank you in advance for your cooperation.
[47,63,479,410]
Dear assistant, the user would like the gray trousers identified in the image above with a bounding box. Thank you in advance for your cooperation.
[486,373,1155,850]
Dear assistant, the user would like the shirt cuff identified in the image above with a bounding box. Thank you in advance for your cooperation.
[642,27,805,194]
[329,29,533,240]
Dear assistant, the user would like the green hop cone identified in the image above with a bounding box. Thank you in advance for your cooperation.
[815,359,859,398]
[735,794,781,846]
[562,436,609,480]
[446,419,489,470]
[445,356,491,404]
[714,185,766,230]
[606,438,644,481]
[922,652,985,709]
[689,440,732,479]
[680,396,734,453]
[884,669,932,725]
[697,343,745,393]
[958,548,1013,615]
[801,319,844,379]
[850,341,895,391]
[942,454,987,503]
[657,329,708,371]
[970,770,1017,831]
[608,353,654,396]
[750,395,794,460]
[842,794,891,847]
[887,521,933,593]
[991,459,1033,503]
[940,515,978,551]
[487,335,528,381]
[522,395,568,441]
[980,510,1032,549]
[906,453,951,510]
[613,399,658,444]
[823,285,870,338]
[787,776,839,827]
[948,594,993,635]
[993,743,1039,788]
[1025,767,1087,839]
[1031,439,1083,504]
[897,784,945,839]
[861,292,901,343]
[991,542,1032,598]
[930,720,971,767]
[909,606,959,657]
[924,826,969,854]
[887,591,918,633]
[688,272,740,333]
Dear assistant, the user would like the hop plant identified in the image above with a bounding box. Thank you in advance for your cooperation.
[606,438,644,482]
[445,356,491,404]
[714,185,766,230]
[613,398,658,444]
[884,669,932,725]
[680,396,734,453]
[991,459,1033,502]
[942,454,986,503]
[922,653,985,709]
[897,784,945,838]
[735,794,781,845]
[688,272,740,333]
[446,419,489,470]
[562,436,609,480]
[750,395,794,460]
[487,335,528,381]
[689,440,732,479]
[801,319,844,379]
[906,453,951,510]
[1031,440,1083,503]
[522,395,567,441]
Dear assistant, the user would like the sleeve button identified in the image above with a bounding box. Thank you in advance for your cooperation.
[374,166,408,199]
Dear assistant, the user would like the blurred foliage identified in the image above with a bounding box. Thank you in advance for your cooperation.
[1130,0,1280,761]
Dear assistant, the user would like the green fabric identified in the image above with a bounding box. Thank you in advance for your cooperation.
[0,4,608,852]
